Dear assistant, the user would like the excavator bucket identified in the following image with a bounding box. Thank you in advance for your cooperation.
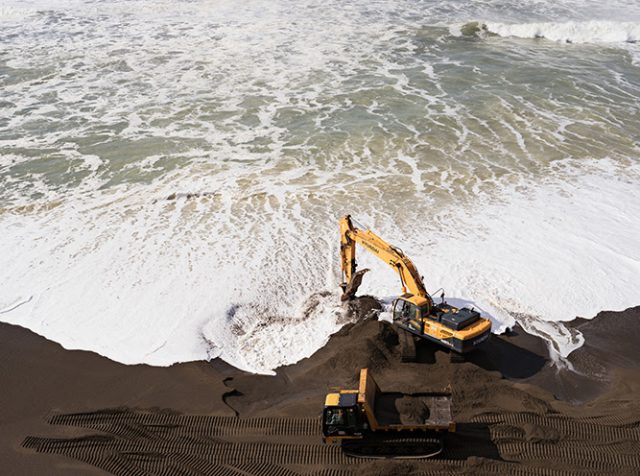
[341,268,370,301]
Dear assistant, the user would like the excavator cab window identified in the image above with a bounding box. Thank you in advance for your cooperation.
[394,299,419,321]
[419,305,430,320]
[393,299,413,322]
[393,299,404,321]
[394,298,424,333]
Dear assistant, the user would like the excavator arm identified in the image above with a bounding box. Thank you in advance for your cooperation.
[339,215,433,309]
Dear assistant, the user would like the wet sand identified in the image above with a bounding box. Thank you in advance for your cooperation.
[2,301,640,475]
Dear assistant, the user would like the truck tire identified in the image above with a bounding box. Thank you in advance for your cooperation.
[398,329,417,363]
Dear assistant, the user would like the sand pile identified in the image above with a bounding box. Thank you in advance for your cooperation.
[393,396,430,425]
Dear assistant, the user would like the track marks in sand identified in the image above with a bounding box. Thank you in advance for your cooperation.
[472,411,640,472]
[23,408,640,475]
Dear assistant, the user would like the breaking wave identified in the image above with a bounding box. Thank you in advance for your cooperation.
[455,20,640,44]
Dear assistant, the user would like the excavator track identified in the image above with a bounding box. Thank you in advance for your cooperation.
[342,435,444,459]
[398,328,417,362]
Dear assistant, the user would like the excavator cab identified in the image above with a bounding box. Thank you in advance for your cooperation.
[392,296,429,333]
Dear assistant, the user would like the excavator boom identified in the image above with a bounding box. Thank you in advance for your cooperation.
[340,215,432,308]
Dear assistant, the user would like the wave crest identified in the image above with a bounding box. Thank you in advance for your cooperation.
[455,20,640,44]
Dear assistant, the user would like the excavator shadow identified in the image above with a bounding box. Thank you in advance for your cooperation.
[413,331,547,380]
[465,330,548,379]
[442,422,503,461]
[413,339,439,364]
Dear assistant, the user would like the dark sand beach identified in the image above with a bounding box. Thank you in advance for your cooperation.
[2,301,639,475]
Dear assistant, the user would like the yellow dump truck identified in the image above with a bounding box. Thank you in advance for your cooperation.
[322,368,455,458]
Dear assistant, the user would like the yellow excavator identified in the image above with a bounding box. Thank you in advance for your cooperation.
[339,215,491,355]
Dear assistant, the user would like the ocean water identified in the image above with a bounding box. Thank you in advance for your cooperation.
[1,0,639,373]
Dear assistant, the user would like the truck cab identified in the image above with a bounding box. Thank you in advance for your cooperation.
[322,392,365,442]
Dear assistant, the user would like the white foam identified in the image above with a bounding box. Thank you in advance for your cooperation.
[201,292,350,374]
[481,20,640,44]
[0,5,36,21]
[2,0,640,374]
[1,158,639,371]
[350,158,640,359]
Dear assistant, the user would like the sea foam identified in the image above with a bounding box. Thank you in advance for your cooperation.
[1,158,639,373]
[1,0,640,374]
[455,20,640,45]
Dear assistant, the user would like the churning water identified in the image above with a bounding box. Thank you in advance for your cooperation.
[1,0,639,372]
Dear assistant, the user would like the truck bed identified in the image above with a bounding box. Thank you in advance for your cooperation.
[373,392,452,429]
